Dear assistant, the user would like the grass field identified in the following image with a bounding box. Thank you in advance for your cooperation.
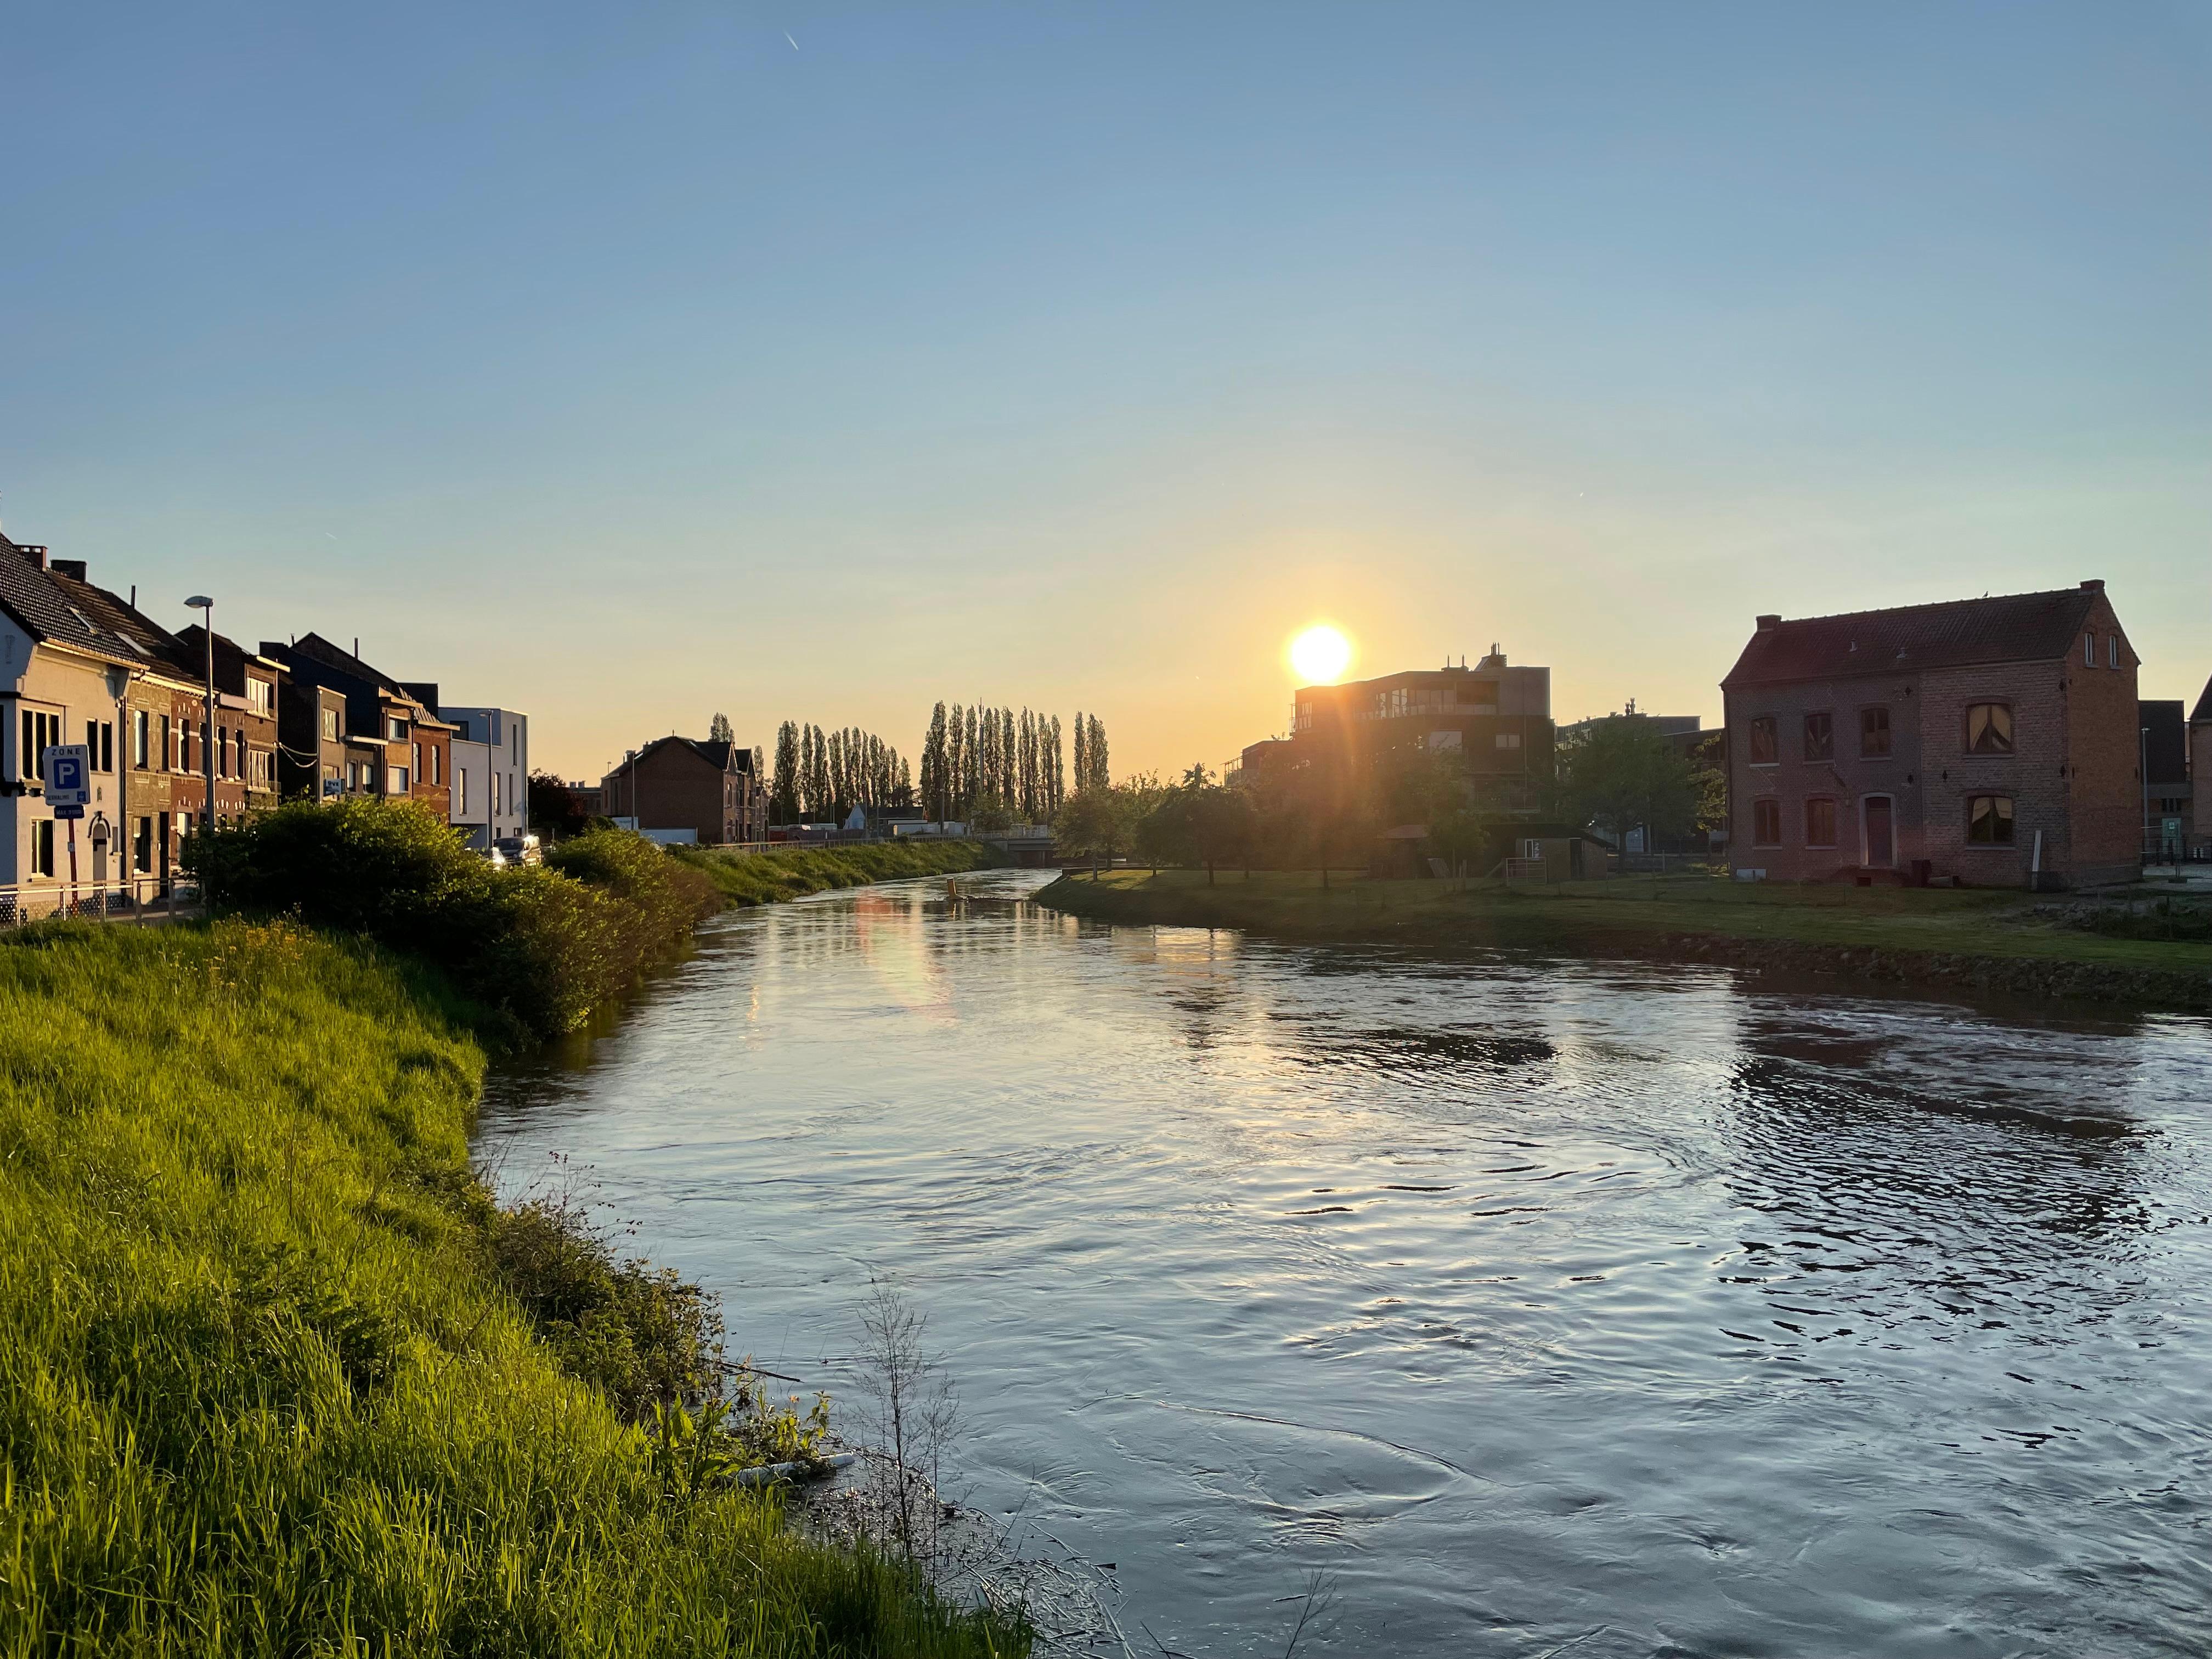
[1038,867,2212,981]
[0,917,1024,1657]
[674,840,999,907]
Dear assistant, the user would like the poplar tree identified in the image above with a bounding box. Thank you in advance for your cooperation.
[1047,715,1064,814]
[1086,716,1109,789]
[772,721,800,823]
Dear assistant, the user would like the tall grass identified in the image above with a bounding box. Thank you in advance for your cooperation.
[674,842,998,909]
[0,918,1024,1657]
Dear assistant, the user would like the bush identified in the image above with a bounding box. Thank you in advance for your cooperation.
[190,802,721,1041]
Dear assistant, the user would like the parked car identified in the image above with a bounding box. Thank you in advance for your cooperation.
[495,833,542,867]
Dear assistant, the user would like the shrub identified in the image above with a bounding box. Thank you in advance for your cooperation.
[190,801,722,1041]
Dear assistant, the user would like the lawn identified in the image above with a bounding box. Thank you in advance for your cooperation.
[1042,867,2212,977]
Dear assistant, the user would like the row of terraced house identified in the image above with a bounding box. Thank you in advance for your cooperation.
[0,531,529,893]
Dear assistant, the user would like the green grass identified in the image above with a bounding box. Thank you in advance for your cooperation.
[1040,868,2212,978]
[0,918,1024,1657]
[673,842,998,908]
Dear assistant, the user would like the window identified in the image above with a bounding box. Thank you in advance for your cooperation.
[1753,798,1782,846]
[2084,631,2097,667]
[1748,717,1778,765]
[387,716,408,742]
[456,769,468,816]
[1495,732,1521,750]
[430,745,442,785]
[1860,707,1891,757]
[20,709,64,782]
[248,676,275,717]
[492,771,501,815]
[387,766,409,795]
[1966,703,2012,755]
[31,820,55,878]
[133,816,153,874]
[1803,712,1832,761]
[217,725,229,778]
[133,710,149,769]
[412,741,422,780]
[1805,798,1837,847]
[2109,634,2120,669]
[160,715,173,771]
[1967,794,2015,845]
[321,706,340,742]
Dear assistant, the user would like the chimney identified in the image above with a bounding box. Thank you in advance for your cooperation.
[17,545,48,572]
[1756,613,1781,631]
[50,558,87,582]
[2079,579,2104,592]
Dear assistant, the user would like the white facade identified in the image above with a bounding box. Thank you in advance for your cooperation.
[449,735,493,850]
[439,706,528,843]
[0,618,132,889]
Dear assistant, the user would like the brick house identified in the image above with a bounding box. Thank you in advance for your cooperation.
[1722,581,2141,889]
[2139,700,2191,860]
[172,625,285,820]
[2193,677,2212,859]
[261,634,453,819]
[602,736,766,845]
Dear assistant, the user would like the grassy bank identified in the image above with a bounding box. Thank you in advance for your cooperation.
[1037,869,2212,1010]
[0,918,1024,1656]
[674,841,998,908]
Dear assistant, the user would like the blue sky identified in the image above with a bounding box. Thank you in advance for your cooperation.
[3,3,2205,778]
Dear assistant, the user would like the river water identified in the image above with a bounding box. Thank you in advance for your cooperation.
[475,869,2212,1657]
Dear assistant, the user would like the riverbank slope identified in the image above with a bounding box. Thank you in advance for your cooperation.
[674,839,998,906]
[0,917,1023,1656]
[1037,869,2212,1011]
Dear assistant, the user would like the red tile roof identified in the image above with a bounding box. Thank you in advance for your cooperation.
[1722,586,2104,689]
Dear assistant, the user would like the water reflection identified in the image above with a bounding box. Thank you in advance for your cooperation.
[477,870,2212,1657]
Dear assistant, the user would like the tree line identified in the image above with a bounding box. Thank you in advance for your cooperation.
[918,706,1107,828]
[770,723,914,824]
[1050,715,1725,875]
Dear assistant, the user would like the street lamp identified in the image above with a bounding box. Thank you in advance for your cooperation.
[186,597,215,833]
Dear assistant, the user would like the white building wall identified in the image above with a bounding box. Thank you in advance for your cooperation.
[442,706,528,842]
[0,640,131,889]
[449,735,492,850]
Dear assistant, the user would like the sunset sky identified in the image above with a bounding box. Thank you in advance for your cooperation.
[3,4,2205,782]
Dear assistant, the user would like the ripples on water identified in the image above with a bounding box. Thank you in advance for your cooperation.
[476,871,2212,1657]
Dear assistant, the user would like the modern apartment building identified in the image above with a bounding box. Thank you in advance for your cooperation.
[411,696,527,849]
[1242,647,1556,815]
[1722,582,2141,888]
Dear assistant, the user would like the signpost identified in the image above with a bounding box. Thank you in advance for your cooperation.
[43,744,91,911]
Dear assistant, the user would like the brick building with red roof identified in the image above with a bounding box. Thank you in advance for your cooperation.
[1721,580,2141,889]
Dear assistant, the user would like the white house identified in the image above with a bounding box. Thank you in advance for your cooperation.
[436,704,529,845]
[0,537,179,890]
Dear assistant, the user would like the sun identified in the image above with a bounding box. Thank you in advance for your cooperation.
[1288,623,1353,686]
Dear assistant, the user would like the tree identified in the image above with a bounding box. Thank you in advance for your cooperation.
[1053,786,1127,874]
[1072,711,1087,797]
[1084,716,1109,790]
[528,770,592,839]
[771,721,800,823]
[1046,715,1063,816]
[1556,716,1699,849]
[708,712,735,744]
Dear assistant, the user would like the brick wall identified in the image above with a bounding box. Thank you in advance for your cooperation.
[1917,663,2069,884]
[2065,592,2142,883]
[1725,674,1920,878]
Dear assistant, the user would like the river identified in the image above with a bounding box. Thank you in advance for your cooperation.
[475,868,2212,1657]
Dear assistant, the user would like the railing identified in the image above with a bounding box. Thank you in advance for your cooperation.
[0,876,204,930]
[1502,857,1545,881]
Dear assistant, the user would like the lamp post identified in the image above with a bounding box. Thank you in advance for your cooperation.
[186,597,215,836]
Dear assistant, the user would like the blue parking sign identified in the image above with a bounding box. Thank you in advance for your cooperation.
[43,744,92,810]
